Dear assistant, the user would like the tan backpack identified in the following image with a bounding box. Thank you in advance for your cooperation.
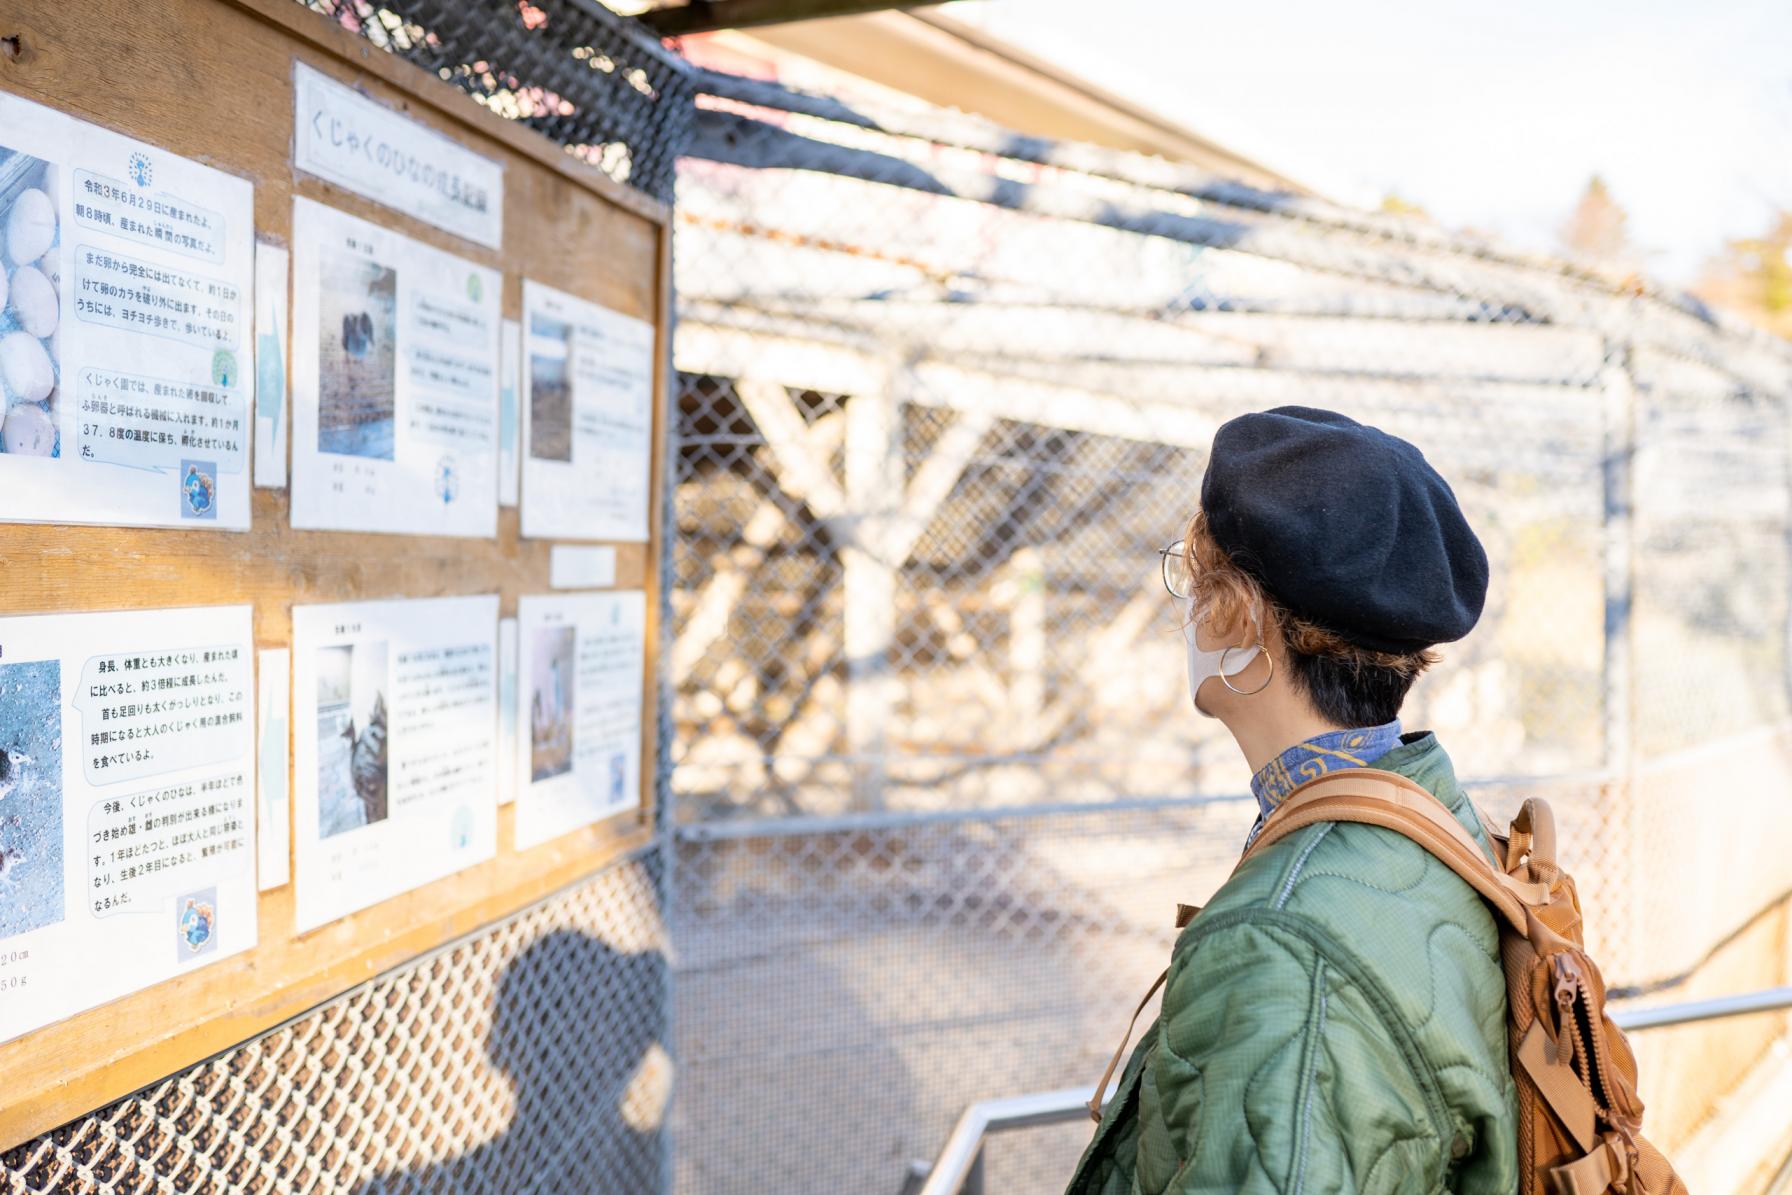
[1243,769,1688,1195]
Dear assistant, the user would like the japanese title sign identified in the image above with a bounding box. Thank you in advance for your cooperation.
[293,64,505,249]
[0,605,256,1044]
[0,92,254,529]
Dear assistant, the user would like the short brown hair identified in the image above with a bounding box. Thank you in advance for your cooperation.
[1180,510,1437,726]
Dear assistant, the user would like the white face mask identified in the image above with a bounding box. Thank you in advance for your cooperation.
[1182,596,1261,718]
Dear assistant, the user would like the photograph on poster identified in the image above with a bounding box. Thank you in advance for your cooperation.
[317,247,398,460]
[0,659,62,941]
[530,624,576,782]
[315,641,389,838]
[527,311,572,463]
[1,146,60,460]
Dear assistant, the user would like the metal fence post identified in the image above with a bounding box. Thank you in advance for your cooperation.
[1600,337,1641,974]
[1600,339,1637,782]
[845,372,902,809]
[1784,391,1792,711]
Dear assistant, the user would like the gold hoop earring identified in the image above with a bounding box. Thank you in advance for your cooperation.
[1220,645,1274,696]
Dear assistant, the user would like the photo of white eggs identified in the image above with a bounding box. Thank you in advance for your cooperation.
[0,145,59,458]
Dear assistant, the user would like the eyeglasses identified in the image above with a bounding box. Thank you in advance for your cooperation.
[1158,541,1192,600]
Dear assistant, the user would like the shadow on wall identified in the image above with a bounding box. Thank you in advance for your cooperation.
[357,928,669,1194]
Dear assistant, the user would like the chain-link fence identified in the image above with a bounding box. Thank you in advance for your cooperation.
[0,848,669,1195]
[294,0,693,202]
[667,65,1792,1194]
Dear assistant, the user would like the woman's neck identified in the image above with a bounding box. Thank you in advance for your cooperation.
[1230,709,1352,775]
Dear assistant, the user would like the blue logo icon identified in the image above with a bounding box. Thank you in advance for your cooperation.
[177,887,218,959]
[451,805,474,849]
[180,459,218,520]
[436,455,459,505]
[609,753,627,804]
[128,152,153,188]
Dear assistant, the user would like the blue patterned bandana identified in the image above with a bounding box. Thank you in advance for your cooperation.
[1247,721,1404,841]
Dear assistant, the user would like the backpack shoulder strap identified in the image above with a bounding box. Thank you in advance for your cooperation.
[1240,769,1549,933]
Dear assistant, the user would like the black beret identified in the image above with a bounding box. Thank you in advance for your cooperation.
[1200,406,1487,653]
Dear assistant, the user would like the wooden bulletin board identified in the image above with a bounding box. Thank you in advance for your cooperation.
[0,0,669,1147]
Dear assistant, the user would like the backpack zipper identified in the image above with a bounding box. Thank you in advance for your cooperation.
[1551,952,1644,1184]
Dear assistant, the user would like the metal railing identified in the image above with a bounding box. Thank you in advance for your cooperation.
[907,986,1792,1195]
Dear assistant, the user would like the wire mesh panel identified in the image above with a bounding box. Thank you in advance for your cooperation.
[293,0,692,202]
[671,85,1639,821]
[1624,354,1792,988]
[0,848,669,1195]
[668,64,1792,1193]
[1631,353,1792,755]
[669,801,1253,1195]
[668,779,1612,1195]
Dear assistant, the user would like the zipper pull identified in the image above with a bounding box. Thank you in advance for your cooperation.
[1551,955,1579,1070]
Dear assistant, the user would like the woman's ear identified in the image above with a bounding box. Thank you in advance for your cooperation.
[1255,602,1288,657]
[1202,584,1255,647]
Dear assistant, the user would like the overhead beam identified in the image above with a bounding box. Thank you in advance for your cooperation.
[737,10,1310,193]
[640,0,923,37]
[910,361,1222,451]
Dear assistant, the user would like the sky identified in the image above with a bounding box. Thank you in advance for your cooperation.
[941,0,1792,284]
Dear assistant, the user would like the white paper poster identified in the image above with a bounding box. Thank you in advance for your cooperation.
[292,63,504,250]
[498,317,520,507]
[0,605,257,1044]
[520,281,654,542]
[257,648,291,891]
[0,92,254,529]
[253,242,290,489]
[290,198,500,537]
[497,616,518,807]
[514,592,645,849]
[291,595,498,931]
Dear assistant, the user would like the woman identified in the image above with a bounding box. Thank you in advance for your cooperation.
[1067,406,1516,1194]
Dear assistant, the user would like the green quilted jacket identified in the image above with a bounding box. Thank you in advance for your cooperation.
[1066,734,1518,1195]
